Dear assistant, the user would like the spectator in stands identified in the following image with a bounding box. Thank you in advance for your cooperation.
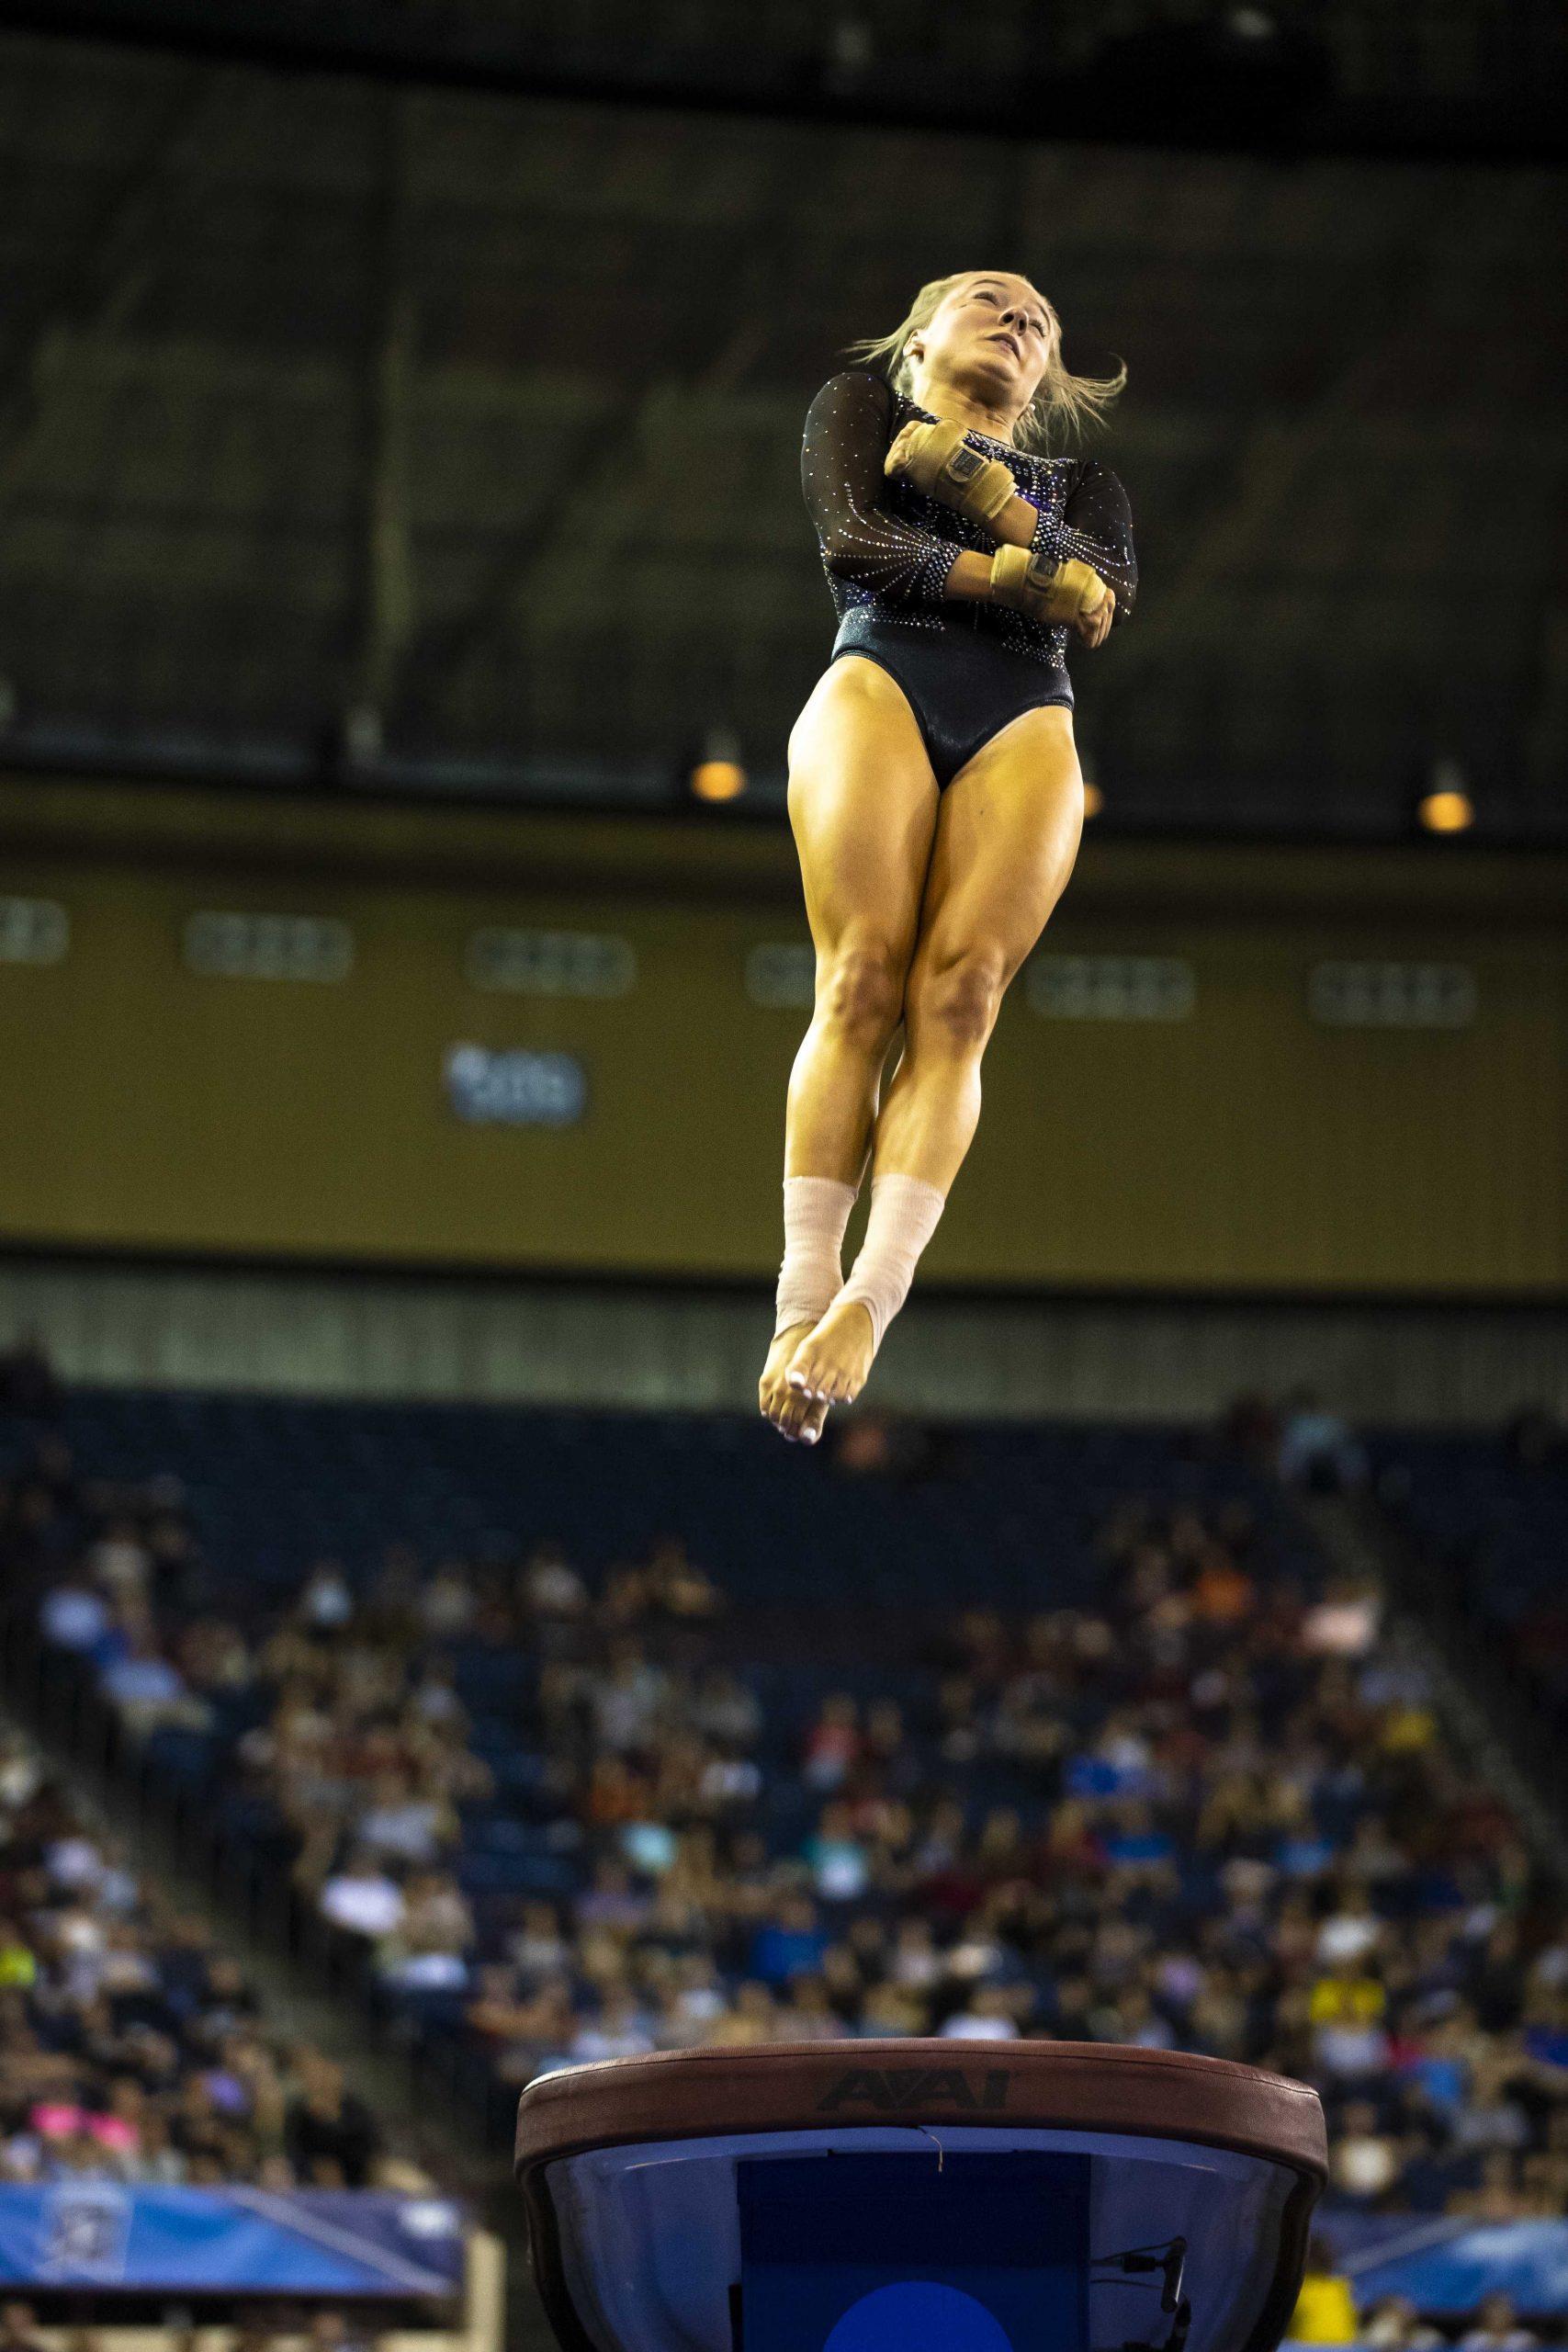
[378,1869,473,1992]
[804,1803,873,1904]
[705,1981,779,2047]
[1278,1390,1368,1492]
[415,1561,472,1636]
[1330,2100,1401,2201]
[1288,2235,1359,2344]
[229,2317,278,2352]
[829,1412,896,1475]
[587,1640,668,1753]
[1219,1392,1281,1469]
[508,1901,570,1984]
[1310,1956,1390,2078]
[519,1544,589,1623]
[1301,1575,1382,1658]
[318,1850,406,1942]
[298,1561,355,1633]
[282,2052,380,2188]
[569,1991,655,2064]
[1459,2297,1539,2352]
[1363,2298,1443,2351]
[802,1693,861,1792]
[307,2312,378,2352]
[0,1336,61,1422]
[749,1895,829,1987]
[86,1518,152,1604]
[0,1920,35,1994]
[691,1668,762,1749]
[0,2304,50,2352]
[98,1623,197,1736]
[35,1573,111,1657]
[1315,1885,1383,1968]
[354,1770,456,1869]
[941,1985,1023,2041]
[644,1539,722,1621]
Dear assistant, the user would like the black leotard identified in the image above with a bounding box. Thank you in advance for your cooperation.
[800,367,1137,786]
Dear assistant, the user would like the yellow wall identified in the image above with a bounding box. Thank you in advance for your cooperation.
[1,777,1563,1295]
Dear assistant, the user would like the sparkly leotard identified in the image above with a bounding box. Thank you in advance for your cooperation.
[801,367,1138,786]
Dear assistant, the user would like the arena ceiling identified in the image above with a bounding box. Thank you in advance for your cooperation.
[0,25,1563,840]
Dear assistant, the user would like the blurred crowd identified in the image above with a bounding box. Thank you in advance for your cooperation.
[0,1713,403,2189]
[1297,2260,1554,2351]
[0,2310,378,2352]
[3,1383,1568,2239]
[449,1510,1568,2232]
[1381,1405,1568,1747]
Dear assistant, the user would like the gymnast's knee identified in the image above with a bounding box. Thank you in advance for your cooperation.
[907,944,1008,1056]
[815,939,908,1056]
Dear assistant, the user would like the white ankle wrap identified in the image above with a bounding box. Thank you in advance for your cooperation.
[773,1175,858,1338]
[836,1172,947,1351]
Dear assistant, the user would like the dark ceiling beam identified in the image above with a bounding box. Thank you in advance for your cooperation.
[1520,490,1568,799]
[0,73,209,514]
[397,135,822,727]
[1119,175,1551,675]
[342,86,419,741]
[3,1,1564,167]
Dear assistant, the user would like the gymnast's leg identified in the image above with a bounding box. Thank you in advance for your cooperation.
[786,702,1084,1408]
[760,656,938,1443]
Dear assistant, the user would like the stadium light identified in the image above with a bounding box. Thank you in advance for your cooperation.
[1416,754,1473,836]
[688,725,748,805]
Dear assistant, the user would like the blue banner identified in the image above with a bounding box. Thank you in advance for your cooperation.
[0,2188,466,2297]
[1320,2212,1568,2316]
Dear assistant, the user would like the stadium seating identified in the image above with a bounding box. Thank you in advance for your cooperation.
[1368,1427,1568,1725]
[6,1385,1568,2283]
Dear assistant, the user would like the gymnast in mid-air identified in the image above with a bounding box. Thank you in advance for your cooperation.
[759,269,1137,1444]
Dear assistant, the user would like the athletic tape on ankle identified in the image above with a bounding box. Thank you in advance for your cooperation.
[773,1174,858,1338]
[836,1172,946,1351]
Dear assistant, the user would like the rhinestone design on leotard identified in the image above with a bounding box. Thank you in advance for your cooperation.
[800,367,1137,670]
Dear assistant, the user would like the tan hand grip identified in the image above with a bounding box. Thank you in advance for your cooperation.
[886,418,1017,526]
[989,544,1110,626]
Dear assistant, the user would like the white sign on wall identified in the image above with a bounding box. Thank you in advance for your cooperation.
[184,911,355,982]
[1027,955,1196,1023]
[445,1045,587,1127]
[0,897,69,966]
[746,943,816,1009]
[1307,961,1477,1029]
[467,929,636,999]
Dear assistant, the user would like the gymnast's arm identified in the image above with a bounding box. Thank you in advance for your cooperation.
[1030,458,1138,624]
[801,370,997,609]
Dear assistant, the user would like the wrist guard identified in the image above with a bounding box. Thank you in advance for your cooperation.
[989,544,1110,626]
[886,418,1017,526]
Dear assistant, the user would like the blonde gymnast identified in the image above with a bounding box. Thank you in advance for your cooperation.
[760,270,1136,1444]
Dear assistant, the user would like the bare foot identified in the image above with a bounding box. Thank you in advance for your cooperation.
[759,1322,830,1446]
[785,1297,877,1408]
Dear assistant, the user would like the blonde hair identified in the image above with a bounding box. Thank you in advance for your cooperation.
[844,269,1126,454]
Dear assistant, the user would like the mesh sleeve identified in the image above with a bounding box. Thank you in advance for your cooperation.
[800,369,962,609]
[1031,457,1138,622]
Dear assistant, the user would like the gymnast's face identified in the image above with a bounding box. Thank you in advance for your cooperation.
[908,273,1052,417]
